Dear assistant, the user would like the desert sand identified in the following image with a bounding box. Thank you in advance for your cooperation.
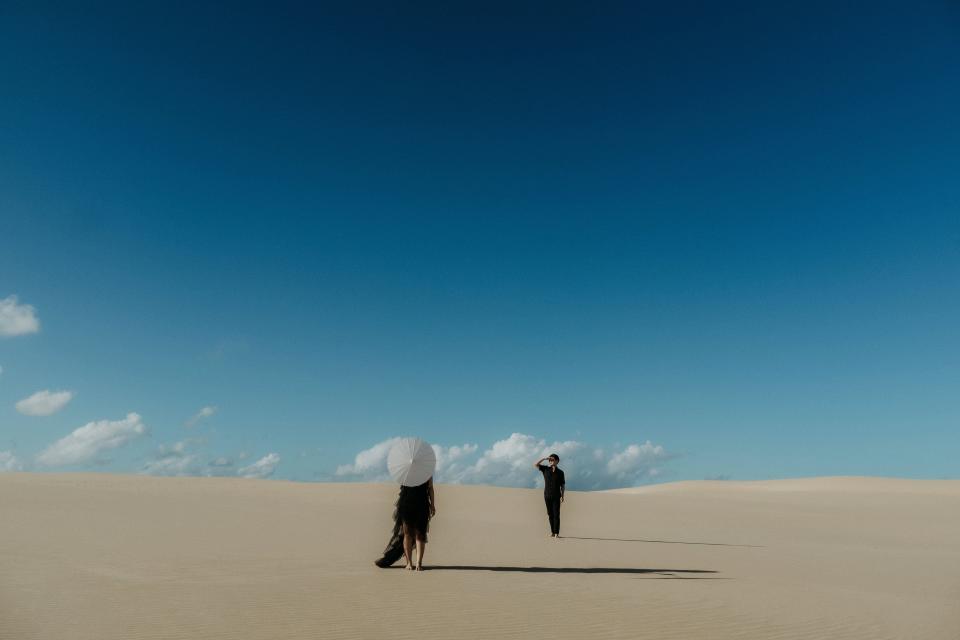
[1,473,958,640]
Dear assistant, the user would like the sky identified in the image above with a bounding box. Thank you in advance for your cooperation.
[1,2,958,488]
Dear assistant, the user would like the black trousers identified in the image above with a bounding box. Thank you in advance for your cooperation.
[544,495,561,535]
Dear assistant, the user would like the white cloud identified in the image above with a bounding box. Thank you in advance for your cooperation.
[238,453,280,479]
[335,437,401,480]
[185,405,218,427]
[15,389,74,416]
[606,442,668,479]
[36,412,147,467]
[0,451,22,472]
[455,433,549,488]
[334,438,483,482]
[142,453,201,476]
[141,439,236,477]
[142,440,199,476]
[336,433,673,490]
[432,442,480,480]
[0,295,40,337]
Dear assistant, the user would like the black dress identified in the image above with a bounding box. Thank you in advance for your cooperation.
[374,480,434,568]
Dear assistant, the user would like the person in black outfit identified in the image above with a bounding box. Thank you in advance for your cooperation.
[374,477,436,571]
[533,454,565,537]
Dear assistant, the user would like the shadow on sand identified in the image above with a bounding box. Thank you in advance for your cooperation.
[562,536,763,548]
[393,565,723,578]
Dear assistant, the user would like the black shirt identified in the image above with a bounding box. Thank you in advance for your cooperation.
[538,465,565,498]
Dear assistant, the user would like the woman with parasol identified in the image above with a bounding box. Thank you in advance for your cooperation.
[374,438,437,571]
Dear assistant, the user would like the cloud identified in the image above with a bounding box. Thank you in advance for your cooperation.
[605,442,669,482]
[334,438,484,482]
[141,440,200,476]
[432,443,480,480]
[0,295,40,337]
[335,437,402,480]
[0,451,22,472]
[36,413,147,467]
[185,405,218,427]
[141,439,237,477]
[336,433,673,490]
[238,453,280,479]
[15,389,74,416]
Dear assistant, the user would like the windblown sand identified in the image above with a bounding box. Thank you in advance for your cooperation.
[1,474,957,639]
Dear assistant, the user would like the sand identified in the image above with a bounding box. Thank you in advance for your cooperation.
[1,473,958,640]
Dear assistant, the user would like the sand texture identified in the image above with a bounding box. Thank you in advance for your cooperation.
[1,473,958,639]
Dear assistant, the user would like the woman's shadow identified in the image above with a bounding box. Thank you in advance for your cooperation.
[389,565,723,578]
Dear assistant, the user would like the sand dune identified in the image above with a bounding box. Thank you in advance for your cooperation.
[1,473,958,640]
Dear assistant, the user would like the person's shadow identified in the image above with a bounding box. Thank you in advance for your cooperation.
[561,536,763,548]
[390,566,723,578]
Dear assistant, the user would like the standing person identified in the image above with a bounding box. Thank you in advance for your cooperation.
[533,454,565,537]
[394,477,435,571]
[375,437,437,570]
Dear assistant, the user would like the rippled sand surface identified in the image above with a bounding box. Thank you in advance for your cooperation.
[1,473,958,639]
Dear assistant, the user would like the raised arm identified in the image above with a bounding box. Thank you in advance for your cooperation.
[533,457,547,469]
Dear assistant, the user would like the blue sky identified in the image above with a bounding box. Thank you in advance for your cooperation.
[1,2,958,486]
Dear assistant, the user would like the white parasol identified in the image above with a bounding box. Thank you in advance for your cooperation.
[387,437,437,487]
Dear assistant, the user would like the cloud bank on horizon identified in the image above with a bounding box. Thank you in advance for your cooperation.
[140,436,280,480]
[335,433,672,490]
[238,453,282,479]
[0,291,662,489]
[142,439,221,477]
[0,451,22,472]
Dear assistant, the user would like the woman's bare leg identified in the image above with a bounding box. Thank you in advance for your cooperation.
[402,524,414,570]
[415,535,426,571]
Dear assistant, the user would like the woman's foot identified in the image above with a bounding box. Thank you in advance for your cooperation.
[415,565,423,571]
